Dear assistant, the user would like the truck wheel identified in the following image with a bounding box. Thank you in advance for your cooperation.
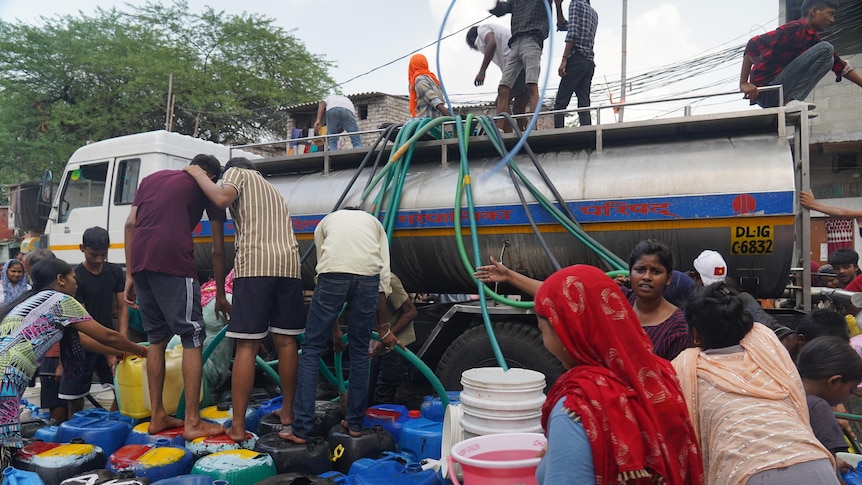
[435,321,565,392]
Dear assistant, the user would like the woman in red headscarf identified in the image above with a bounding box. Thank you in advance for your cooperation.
[408,54,450,118]
[534,265,704,485]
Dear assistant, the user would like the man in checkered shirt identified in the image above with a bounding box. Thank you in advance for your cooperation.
[739,0,862,109]
[490,0,559,131]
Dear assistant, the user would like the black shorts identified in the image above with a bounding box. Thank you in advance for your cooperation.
[38,357,65,409]
[226,277,306,339]
[134,271,206,348]
[58,352,113,400]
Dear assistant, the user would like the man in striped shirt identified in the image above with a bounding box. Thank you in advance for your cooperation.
[184,157,305,442]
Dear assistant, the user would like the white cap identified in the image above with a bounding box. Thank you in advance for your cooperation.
[693,250,728,285]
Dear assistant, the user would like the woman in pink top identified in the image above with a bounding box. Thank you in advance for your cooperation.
[672,282,837,485]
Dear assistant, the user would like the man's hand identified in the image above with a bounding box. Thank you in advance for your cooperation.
[106,355,118,374]
[55,362,63,378]
[740,82,759,101]
[489,1,509,17]
[332,325,346,353]
[182,164,207,179]
[474,72,486,87]
[314,120,322,131]
[800,190,817,210]
[558,57,568,77]
[214,295,231,322]
[124,277,138,309]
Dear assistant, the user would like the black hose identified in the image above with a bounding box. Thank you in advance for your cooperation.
[500,112,581,227]
[299,123,400,264]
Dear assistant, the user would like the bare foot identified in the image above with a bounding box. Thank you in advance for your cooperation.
[274,408,293,426]
[341,419,362,438]
[277,427,306,444]
[148,416,184,435]
[183,420,225,441]
[225,425,249,443]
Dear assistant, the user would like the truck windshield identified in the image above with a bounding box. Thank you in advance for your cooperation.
[58,162,108,223]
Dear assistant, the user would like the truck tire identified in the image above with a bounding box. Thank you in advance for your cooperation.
[435,321,565,392]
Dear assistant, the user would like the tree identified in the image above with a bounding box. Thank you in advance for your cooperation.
[0,0,335,186]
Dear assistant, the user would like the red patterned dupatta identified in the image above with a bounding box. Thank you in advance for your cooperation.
[536,265,704,485]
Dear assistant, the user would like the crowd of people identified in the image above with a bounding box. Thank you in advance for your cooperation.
[475,233,862,484]
[2,163,862,482]
[3,0,862,481]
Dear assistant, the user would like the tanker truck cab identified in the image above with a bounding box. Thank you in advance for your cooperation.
[42,130,251,267]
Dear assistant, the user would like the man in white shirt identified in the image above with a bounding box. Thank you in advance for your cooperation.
[467,24,528,129]
[314,94,361,151]
[283,208,398,443]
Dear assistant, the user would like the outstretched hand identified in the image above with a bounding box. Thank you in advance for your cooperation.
[474,257,510,284]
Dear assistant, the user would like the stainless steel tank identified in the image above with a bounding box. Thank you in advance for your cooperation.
[259,125,794,298]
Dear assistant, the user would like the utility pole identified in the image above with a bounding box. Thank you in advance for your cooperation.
[619,0,628,122]
[165,74,173,132]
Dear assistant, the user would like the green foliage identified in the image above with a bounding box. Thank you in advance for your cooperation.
[0,0,335,185]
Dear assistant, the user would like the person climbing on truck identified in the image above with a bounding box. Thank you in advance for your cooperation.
[739,0,862,111]
[183,157,306,443]
[124,153,229,441]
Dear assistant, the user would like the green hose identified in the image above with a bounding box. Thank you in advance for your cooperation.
[456,114,508,371]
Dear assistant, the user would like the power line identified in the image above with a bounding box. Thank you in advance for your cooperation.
[334,15,493,89]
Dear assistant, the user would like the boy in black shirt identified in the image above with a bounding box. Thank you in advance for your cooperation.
[60,227,128,414]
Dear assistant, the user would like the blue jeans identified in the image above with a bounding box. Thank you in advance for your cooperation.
[757,41,834,108]
[325,107,362,150]
[292,273,380,438]
[554,52,595,128]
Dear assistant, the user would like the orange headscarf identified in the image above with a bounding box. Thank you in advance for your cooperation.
[408,54,441,117]
[536,265,705,485]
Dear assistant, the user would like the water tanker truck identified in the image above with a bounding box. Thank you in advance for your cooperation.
[37,105,814,389]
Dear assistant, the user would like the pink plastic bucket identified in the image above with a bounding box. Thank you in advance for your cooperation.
[448,432,546,485]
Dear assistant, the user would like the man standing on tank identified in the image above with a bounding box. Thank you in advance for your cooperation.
[552,0,598,128]
[281,208,397,444]
[490,0,558,131]
[183,157,305,442]
[124,153,229,440]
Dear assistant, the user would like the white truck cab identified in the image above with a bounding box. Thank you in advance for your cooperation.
[42,130,250,266]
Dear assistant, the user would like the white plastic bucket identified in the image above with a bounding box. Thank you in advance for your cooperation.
[448,432,546,485]
[460,367,546,436]
[441,403,464,479]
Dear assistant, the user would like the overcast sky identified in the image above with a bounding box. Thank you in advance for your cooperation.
[1,0,780,119]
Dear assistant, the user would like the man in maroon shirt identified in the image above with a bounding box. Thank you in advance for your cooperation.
[740,0,862,109]
[124,154,229,441]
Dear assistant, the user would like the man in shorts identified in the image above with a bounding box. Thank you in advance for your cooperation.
[124,154,229,440]
[184,157,305,442]
[61,227,127,415]
[466,23,529,130]
[490,0,557,131]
